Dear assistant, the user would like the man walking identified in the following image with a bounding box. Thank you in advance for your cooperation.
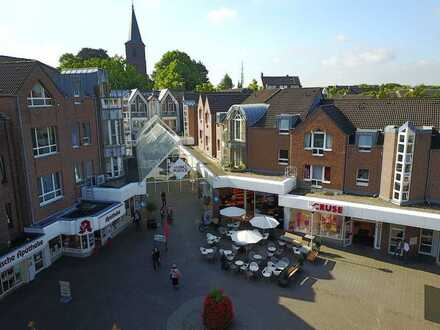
[395,239,403,258]
[152,247,160,270]
[163,219,170,251]
[403,240,410,263]
[160,192,167,220]
[169,264,181,289]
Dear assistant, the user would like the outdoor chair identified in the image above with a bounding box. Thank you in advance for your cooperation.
[218,226,227,237]
[232,244,240,254]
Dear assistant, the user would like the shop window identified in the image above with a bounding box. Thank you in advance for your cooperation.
[278,149,289,165]
[37,172,62,206]
[1,268,19,294]
[356,169,369,186]
[62,235,82,249]
[289,210,312,234]
[319,213,343,239]
[49,236,62,257]
[358,134,373,152]
[27,82,53,107]
[32,126,58,157]
[82,122,91,145]
[419,229,434,255]
[34,252,44,272]
[5,203,13,228]
[388,226,404,255]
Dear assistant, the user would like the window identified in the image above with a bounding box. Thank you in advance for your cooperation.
[34,252,44,272]
[278,149,289,165]
[419,229,434,255]
[358,134,373,152]
[305,131,331,155]
[356,169,370,186]
[5,203,13,228]
[37,173,62,206]
[109,120,121,145]
[304,133,311,148]
[233,116,244,141]
[217,139,220,151]
[74,162,84,184]
[105,157,123,178]
[205,136,209,148]
[199,130,202,139]
[279,118,290,134]
[27,83,53,107]
[72,123,80,148]
[31,127,57,157]
[84,160,93,179]
[205,113,209,125]
[82,122,91,145]
[304,165,331,187]
[325,134,333,150]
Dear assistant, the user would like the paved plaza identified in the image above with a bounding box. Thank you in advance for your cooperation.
[1,185,439,330]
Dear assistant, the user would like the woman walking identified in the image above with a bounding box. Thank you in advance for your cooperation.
[152,247,160,270]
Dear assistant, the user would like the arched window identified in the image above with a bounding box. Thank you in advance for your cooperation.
[28,82,53,107]
[232,113,244,141]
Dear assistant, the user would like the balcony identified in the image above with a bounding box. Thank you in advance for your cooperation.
[104,145,126,158]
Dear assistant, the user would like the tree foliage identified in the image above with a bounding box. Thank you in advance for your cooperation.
[217,74,234,90]
[77,48,109,60]
[247,79,260,91]
[59,52,152,90]
[326,83,437,99]
[196,82,216,92]
[152,50,209,90]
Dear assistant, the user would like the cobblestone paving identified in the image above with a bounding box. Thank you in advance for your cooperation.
[0,184,439,330]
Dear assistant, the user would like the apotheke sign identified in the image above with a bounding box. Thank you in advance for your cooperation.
[310,202,344,214]
[0,239,45,271]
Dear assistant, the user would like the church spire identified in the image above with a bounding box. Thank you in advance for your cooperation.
[128,4,144,45]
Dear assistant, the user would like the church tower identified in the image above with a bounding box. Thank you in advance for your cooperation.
[125,4,146,75]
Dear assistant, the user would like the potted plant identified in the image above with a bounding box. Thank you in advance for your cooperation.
[202,289,234,330]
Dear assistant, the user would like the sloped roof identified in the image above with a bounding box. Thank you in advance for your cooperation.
[232,104,270,127]
[205,92,251,113]
[261,74,301,87]
[319,104,356,135]
[330,98,440,129]
[251,88,323,128]
[242,89,280,104]
[0,60,37,95]
[127,5,144,45]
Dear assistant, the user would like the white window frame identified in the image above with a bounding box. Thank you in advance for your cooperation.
[358,134,373,152]
[393,128,415,204]
[74,162,84,184]
[278,118,290,135]
[303,165,331,187]
[233,115,245,142]
[278,149,289,165]
[305,131,332,156]
[108,120,121,145]
[82,122,91,145]
[38,173,63,206]
[388,226,405,255]
[32,127,57,157]
[27,83,53,107]
[356,168,370,186]
[106,157,123,179]
[418,229,434,255]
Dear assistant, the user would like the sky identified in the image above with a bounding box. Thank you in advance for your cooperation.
[1,0,439,87]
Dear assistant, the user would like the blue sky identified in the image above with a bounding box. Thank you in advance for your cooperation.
[1,0,439,87]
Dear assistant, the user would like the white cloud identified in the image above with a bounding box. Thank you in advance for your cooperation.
[207,8,237,24]
[321,48,395,68]
[335,34,349,43]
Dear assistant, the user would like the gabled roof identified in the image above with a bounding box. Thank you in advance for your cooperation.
[319,104,356,135]
[242,89,280,104]
[127,5,144,45]
[248,88,323,128]
[0,61,36,95]
[205,92,251,114]
[229,104,270,127]
[329,98,440,130]
[261,74,301,87]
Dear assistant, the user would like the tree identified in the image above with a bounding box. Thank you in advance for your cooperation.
[77,48,109,60]
[196,82,216,92]
[58,53,152,90]
[217,74,234,90]
[247,79,260,91]
[152,50,210,90]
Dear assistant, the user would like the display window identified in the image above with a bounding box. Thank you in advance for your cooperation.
[288,210,312,234]
[49,236,62,257]
[419,229,434,255]
[62,234,93,250]
[1,264,22,295]
[34,252,44,272]
[319,213,343,239]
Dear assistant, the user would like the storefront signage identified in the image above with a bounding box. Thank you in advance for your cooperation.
[105,210,121,223]
[0,239,44,271]
[169,159,190,180]
[79,220,93,234]
[310,202,344,214]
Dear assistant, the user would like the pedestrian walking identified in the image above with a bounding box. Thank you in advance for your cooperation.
[163,219,170,251]
[160,192,167,219]
[403,240,410,262]
[395,239,403,257]
[152,247,160,270]
[169,264,181,289]
[134,209,141,230]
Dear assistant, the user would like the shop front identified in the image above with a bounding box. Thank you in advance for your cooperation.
[0,236,49,298]
[280,194,440,263]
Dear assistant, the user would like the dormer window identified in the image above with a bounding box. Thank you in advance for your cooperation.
[279,118,290,134]
[232,114,245,142]
[304,131,332,156]
[358,134,373,152]
[28,83,53,107]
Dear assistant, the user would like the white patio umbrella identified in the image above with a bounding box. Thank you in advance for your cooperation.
[250,215,280,230]
[220,206,245,218]
[231,230,263,246]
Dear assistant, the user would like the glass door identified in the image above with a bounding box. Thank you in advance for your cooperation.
[388,226,405,255]
[343,220,353,247]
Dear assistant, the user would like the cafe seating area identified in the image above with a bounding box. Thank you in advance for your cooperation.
[198,217,319,287]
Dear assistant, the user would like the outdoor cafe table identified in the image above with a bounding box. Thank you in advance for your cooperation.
[223,250,232,256]
[267,246,276,252]
[276,259,289,270]
[253,254,263,260]
[235,260,244,266]
[249,263,259,272]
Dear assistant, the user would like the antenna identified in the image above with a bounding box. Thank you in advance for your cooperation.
[240,61,244,88]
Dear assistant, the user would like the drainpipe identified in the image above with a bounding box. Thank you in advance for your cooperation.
[15,96,36,225]
[424,147,432,204]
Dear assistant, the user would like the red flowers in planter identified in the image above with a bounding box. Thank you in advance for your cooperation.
[202,289,234,330]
